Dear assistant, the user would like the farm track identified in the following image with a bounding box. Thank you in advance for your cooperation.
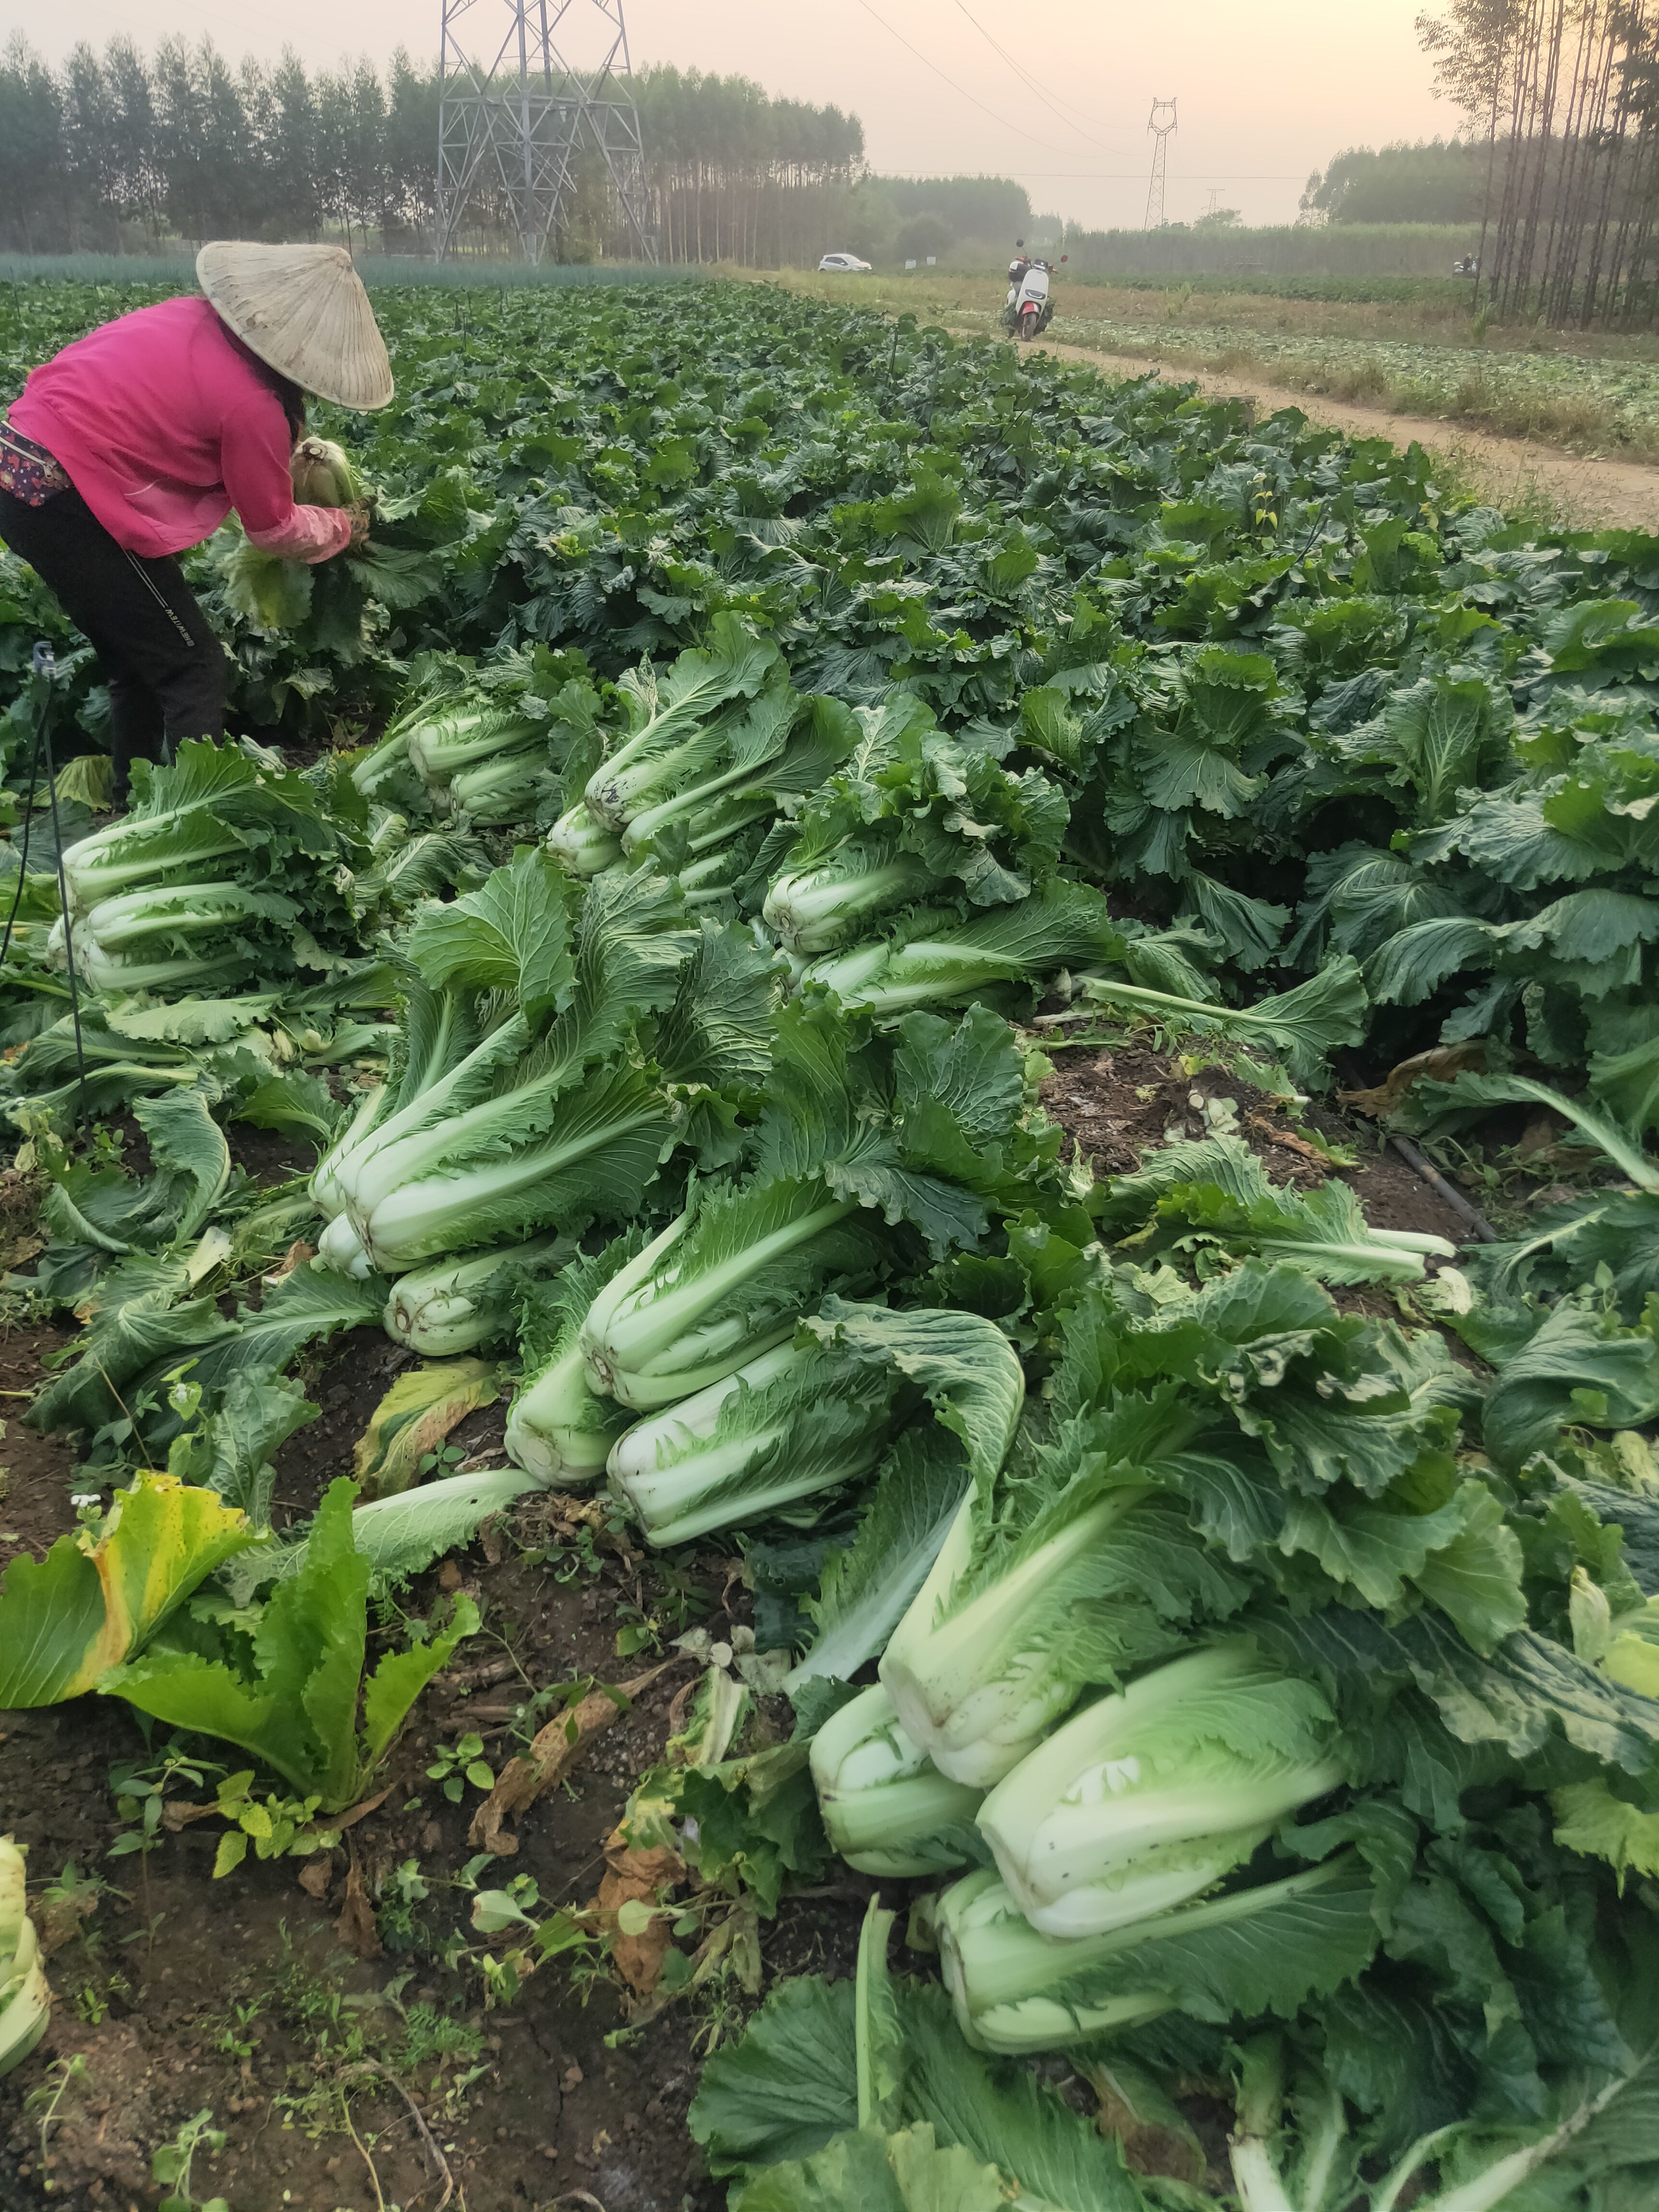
[1022,332,1659,531]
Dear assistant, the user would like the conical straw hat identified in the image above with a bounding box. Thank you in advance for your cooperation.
[196,242,394,412]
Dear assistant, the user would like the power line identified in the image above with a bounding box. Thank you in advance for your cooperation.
[1006,172,1310,180]
[948,0,1132,151]
[851,0,1057,154]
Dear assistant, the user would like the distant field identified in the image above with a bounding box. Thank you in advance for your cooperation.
[1022,309,1659,458]
[777,267,1659,461]
[1063,270,1478,306]
[1053,221,1473,278]
[12,249,1659,461]
[0,252,690,289]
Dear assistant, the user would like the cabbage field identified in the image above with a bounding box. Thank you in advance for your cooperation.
[2,272,1659,2210]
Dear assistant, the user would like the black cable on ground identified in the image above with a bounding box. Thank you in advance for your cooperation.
[1389,1131,1500,1244]
[0,658,47,981]
[18,642,88,1120]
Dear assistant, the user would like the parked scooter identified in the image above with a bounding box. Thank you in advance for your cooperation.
[1002,249,1066,340]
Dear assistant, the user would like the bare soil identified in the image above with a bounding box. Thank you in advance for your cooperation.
[1038,1039,1468,1242]
[0,1324,82,1573]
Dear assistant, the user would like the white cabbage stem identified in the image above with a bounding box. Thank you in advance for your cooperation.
[810,1683,984,1876]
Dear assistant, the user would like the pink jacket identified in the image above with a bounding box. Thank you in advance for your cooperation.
[9,296,353,565]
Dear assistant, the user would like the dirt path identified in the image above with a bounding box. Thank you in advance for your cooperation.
[1024,334,1659,532]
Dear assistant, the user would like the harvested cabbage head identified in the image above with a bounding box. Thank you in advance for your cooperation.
[810,1682,985,1876]
[505,1235,647,1487]
[222,437,365,631]
[317,1211,376,1279]
[290,437,368,508]
[763,844,933,955]
[384,1232,573,1356]
[546,801,624,878]
[879,1479,1156,1790]
[0,1837,49,2080]
[936,1866,1171,2055]
[937,1849,1372,2055]
[606,1337,902,1548]
[975,1643,1345,1936]
[580,1179,885,1412]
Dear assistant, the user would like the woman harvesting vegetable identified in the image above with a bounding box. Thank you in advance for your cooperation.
[0,242,392,799]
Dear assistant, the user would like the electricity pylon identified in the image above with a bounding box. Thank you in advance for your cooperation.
[435,0,656,264]
[1144,97,1177,230]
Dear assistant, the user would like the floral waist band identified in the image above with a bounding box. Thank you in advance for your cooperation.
[0,417,71,508]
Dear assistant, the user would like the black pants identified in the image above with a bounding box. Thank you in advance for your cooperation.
[0,483,225,801]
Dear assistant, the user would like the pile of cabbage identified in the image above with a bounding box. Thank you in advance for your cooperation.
[45,738,363,1001]
[691,1249,1659,2212]
[309,837,1061,1553]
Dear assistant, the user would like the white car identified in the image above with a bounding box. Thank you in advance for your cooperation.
[817,252,872,273]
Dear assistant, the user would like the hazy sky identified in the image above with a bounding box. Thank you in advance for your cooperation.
[2,0,1459,228]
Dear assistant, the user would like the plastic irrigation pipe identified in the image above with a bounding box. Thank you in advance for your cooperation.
[1388,1133,1499,1245]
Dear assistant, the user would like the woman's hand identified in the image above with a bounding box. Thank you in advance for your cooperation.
[347,501,372,550]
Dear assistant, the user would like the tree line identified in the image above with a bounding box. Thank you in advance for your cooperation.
[1294,9,1659,326]
[635,62,862,265]
[1300,140,1491,225]
[0,36,439,253]
[0,36,881,265]
[1415,0,1659,326]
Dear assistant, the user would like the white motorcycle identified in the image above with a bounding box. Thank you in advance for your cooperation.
[1002,254,1065,340]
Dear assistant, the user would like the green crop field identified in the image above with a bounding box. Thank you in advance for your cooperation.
[3,271,1659,2212]
[950,298,1659,455]
[783,263,1659,459]
[1081,313,1659,440]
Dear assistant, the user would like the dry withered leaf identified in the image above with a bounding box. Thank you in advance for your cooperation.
[516,1490,636,1565]
[592,1836,685,1996]
[268,1238,315,1281]
[333,1785,392,1832]
[297,1855,332,1900]
[336,1845,382,1959]
[1339,1041,1488,1118]
[1246,1113,1330,1165]
[1516,1108,1570,1158]
[159,1800,220,1833]
[34,1883,100,1958]
[689,1900,761,1997]
[436,1654,517,1694]
[469,1665,670,1857]
[1078,2057,1207,2186]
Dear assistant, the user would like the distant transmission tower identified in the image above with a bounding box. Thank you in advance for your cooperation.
[435,0,655,264]
[1144,98,1177,230]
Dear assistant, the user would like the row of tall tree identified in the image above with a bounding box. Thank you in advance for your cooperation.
[635,63,862,264]
[1417,0,1659,326]
[0,36,439,252]
[1299,140,1492,224]
[0,36,885,264]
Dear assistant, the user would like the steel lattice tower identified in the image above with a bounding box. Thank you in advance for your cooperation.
[1144,98,1177,230]
[435,0,656,264]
